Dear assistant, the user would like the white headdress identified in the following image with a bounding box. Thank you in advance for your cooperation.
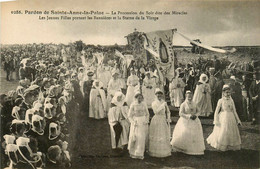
[25,109,35,124]
[111,91,126,106]
[44,103,54,119]
[49,122,60,140]
[3,135,16,144]
[199,73,208,84]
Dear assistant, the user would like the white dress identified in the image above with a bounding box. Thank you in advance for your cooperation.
[193,82,213,117]
[142,77,156,108]
[89,86,107,119]
[169,78,186,107]
[128,101,149,159]
[108,101,130,149]
[125,75,139,106]
[97,67,111,90]
[107,79,123,111]
[207,97,241,151]
[149,100,171,157]
[170,100,205,155]
[78,72,85,95]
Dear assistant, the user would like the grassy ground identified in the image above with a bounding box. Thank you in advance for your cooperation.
[70,116,259,169]
[0,69,19,94]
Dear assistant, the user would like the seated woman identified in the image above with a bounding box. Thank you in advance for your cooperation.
[108,92,130,151]
[46,145,63,168]
[56,140,72,168]
[9,120,29,138]
[13,137,44,169]
[47,122,62,148]
[26,114,48,154]
[3,135,17,168]
[171,90,205,155]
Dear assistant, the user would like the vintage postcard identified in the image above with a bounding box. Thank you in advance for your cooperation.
[1,0,259,168]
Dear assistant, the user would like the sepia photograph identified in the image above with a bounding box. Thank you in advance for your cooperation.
[0,0,259,168]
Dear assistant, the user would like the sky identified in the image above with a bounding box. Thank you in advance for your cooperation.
[1,0,260,46]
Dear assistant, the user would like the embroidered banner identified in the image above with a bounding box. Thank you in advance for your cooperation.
[143,29,175,80]
[93,52,104,65]
[144,29,175,64]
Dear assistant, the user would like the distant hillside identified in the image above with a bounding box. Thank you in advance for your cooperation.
[173,45,260,48]
[173,46,260,64]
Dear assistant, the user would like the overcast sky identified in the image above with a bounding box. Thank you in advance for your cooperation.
[1,0,260,46]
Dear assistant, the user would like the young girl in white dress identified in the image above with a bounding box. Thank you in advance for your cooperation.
[169,69,186,108]
[193,74,213,117]
[207,85,242,151]
[142,71,156,108]
[125,69,140,106]
[128,91,149,160]
[171,90,205,155]
[107,70,123,111]
[149,88,172,157]
[89,80,107,119]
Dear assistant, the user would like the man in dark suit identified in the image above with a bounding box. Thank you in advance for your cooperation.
[249,72,260,125]
[229,76,243,120]
[4,56,14,81]
[83,71,94,116]
[13,55,20,80]
[213,55,221,73]
[71,73,84,111]
[208,67,217,111]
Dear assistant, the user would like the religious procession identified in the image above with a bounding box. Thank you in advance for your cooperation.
[1,29,259,169]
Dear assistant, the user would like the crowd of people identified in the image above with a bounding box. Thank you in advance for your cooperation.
[0,43,259,168]
[1,44,83,168]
